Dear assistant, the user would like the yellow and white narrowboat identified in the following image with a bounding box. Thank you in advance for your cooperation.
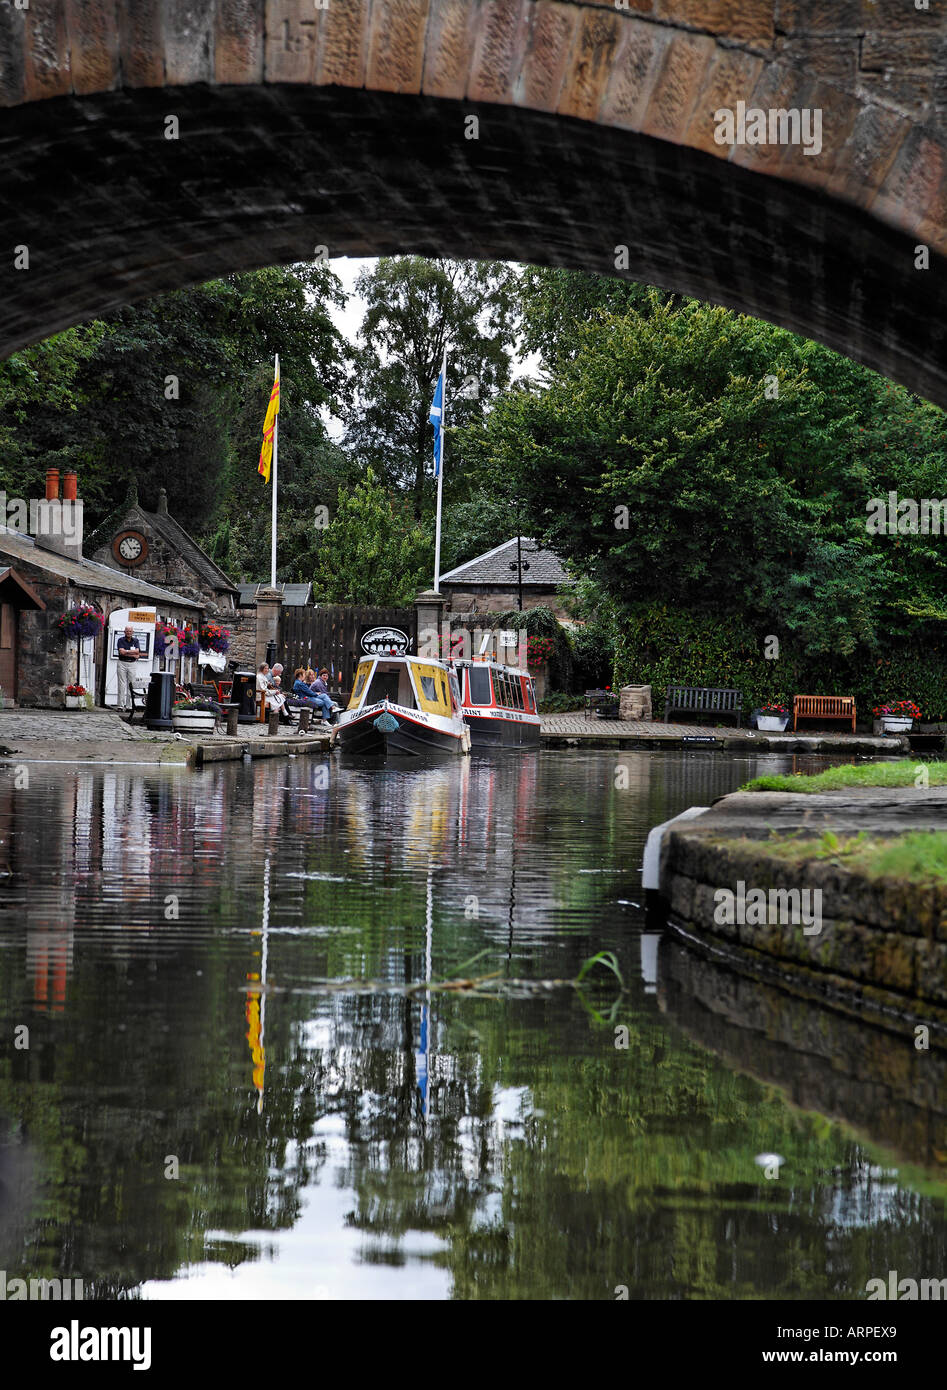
[336,655,471,759]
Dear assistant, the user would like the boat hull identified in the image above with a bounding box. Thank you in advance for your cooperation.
[463,710,541,748]
[337,702,469,759]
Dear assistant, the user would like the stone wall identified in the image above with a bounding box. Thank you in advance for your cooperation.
[227,606,258,674]
[662,829,947,1014]
[91,508,234,616]
[11,569,196,707]
[444,586,572,621]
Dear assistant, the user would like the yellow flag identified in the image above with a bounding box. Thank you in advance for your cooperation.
[257,362,280,483]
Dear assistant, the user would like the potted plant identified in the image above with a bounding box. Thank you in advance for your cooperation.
[64,683,86,709]
[178,626,201,659]
[873,700,921,735]
[757,702,790,732]
[198,621,230,654]
[171,696,218,734]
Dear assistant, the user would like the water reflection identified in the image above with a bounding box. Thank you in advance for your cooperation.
[0,750,943,1299]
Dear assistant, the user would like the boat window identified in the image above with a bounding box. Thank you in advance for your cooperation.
[468,665,492,706]
[413,662,451,716]
[420,675,437,701]
[524,679,535,711]
[512,676,524,710]
[366,668,400,705]
[348,660,373,709]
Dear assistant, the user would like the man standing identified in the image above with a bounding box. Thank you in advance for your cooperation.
[116,624,147,714]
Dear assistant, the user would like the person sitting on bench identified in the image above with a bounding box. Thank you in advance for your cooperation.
[257,664,292,723]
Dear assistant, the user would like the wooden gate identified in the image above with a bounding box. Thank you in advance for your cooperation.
[281,605,417,697]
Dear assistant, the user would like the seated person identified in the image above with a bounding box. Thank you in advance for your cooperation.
[257,664,291,722]
[310,668,336,724]
[290,667,320,708]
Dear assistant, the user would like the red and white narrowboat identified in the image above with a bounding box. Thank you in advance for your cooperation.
[453,658,541,749]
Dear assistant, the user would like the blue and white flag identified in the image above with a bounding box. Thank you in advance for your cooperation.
[429,363,445,478]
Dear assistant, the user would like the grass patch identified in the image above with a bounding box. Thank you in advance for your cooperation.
[742,760,947,794]
[756,828,947,884]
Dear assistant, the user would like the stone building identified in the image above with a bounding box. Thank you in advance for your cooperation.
[439,539,573,620]
[234,582,313,672]
[0,470,201,707]
[90,482,239,616]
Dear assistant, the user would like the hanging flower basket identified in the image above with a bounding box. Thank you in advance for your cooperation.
[154,621,176,657]
[178,626,200,658]
[199,622,230,654]
[57,606,104,641]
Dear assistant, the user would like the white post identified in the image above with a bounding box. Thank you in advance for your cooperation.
[270,353,279,589]
[433,345,447,593]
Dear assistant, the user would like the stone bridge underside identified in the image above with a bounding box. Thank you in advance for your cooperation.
[1,1,947,400]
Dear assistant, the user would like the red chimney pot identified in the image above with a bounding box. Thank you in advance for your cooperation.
[62,471,78,501]
[45,468,59,501]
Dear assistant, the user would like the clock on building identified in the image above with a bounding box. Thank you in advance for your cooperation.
[112,530,148,567]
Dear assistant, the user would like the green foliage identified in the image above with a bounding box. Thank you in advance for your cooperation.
[614,601,947,721]
[312,467,430,604]
[345,256,519,514]
[463,289,947,662]
[491,605,575,689]
[537,692,585,713]
[744,761,947,793]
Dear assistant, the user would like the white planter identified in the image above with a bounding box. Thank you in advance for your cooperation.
[65,695,83,709]
[757,715,789,732]
[171,710,215,735]
[880,716,913,734]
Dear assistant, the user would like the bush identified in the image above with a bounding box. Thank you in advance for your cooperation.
[613,602,947,722]
[538,692,585,713]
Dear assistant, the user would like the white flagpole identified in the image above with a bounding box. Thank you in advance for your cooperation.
[433,345,447,593]
[270,353,279,588]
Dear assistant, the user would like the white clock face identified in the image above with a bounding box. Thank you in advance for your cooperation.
[119,535,142,560]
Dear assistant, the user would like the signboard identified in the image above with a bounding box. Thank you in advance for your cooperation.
[104,607,156,708]
[359,625,411,656]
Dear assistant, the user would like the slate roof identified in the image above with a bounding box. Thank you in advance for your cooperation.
[439,538,572,587]
[137,507,239,597]
[0,528,202,609]
[238,581,312,607]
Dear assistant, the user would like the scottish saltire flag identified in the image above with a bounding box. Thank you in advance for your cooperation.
[429,365,444,477]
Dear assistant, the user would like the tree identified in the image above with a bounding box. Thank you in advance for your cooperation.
[518,265,670,372]
[312,468,431,604]
[344,257,519,515]
[462,290,947,657]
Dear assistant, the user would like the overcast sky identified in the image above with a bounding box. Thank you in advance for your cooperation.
[322,257,538,441]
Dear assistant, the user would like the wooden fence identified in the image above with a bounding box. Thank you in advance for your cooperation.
[280,605,417,697]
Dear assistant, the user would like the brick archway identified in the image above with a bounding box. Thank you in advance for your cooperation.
[2,2,946,400]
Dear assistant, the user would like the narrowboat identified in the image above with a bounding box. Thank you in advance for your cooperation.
[453,658,541,748]
[335,654,471,758]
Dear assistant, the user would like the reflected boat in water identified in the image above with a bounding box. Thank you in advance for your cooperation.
[336,655,470,759]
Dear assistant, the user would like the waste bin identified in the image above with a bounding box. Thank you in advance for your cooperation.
[145,671,175,731]
[231,670,258,725]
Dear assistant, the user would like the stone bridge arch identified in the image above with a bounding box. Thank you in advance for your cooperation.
[1,2,946,399]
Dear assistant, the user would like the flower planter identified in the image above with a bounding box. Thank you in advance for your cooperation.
[64,695,83,709]
[879,716,913,735]
[171,710,215,735]
[757,715,790,732]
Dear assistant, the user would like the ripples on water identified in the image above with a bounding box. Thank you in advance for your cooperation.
[0,749,944,1299]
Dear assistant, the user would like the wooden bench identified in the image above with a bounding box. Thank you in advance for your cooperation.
[664,684,742,727]
[793,695,856,732]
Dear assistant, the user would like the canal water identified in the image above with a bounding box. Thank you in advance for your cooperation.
[0,749,944,1300]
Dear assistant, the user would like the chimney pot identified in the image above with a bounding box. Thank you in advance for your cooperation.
[62,471,78,501]
[45,468,59,501]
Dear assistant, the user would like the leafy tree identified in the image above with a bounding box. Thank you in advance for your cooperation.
[312,468,431,604]
[344,257,519,514]
[518,265,670,372]
[463,291,947,658]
